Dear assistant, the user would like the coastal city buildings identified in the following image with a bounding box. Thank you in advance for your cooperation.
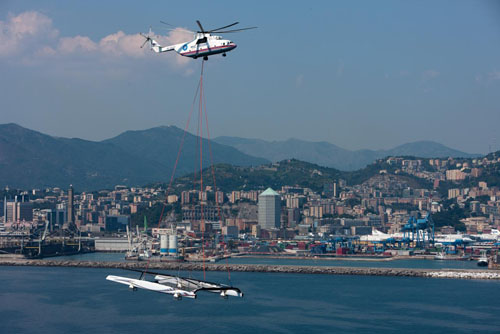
[1,154,499,244]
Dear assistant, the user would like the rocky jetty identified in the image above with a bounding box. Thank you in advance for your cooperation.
[1,259,499,280]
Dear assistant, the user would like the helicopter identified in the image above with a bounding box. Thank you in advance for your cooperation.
[140,20,256,60]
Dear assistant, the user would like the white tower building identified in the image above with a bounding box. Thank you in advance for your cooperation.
[258,188,281,229]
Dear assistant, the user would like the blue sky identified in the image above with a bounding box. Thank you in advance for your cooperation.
[1,0,499,154]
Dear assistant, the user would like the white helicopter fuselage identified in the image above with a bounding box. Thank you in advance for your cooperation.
[151,33,236,59]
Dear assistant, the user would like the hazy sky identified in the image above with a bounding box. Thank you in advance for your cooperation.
[1,0,499,154]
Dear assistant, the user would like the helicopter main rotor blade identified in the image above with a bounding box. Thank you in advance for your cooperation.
[208,22,239,33]
[160,20,175,27]
[140,38,149,48]
[212,27,257,33]
[196,20,205,33]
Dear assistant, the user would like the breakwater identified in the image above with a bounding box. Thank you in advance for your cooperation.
[1,258,499,280]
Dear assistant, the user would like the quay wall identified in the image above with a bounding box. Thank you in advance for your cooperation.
[1,259,500,280]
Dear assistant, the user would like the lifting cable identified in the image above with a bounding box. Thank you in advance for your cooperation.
[198,60,206,280]
[142,66,201,276]
[202,85,232,284]
[143,59,233,285]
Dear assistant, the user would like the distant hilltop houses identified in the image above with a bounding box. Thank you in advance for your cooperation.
[1,152,499,239]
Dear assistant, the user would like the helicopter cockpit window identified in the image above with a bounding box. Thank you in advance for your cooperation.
[196,37,207,44]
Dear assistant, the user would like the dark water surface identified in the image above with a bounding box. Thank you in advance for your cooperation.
[226,256,482,269]
[53,252,128,262]
[54,252,482,270]
[1,266,499,333]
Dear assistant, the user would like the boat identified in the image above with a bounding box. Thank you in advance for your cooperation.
[125,247,152,261]
[106,269,243,301]
[124,224,153,261]
[434,251,469,261]
[477,250,488,267]
[434,251,447,260]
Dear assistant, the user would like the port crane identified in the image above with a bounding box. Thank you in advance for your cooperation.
[401,214,435,248]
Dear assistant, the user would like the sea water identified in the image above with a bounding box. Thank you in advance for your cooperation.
[226,256,482,269]
[0,266,499,333]
[53,252,482,270]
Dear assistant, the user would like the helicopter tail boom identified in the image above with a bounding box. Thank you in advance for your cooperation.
[150,39,176,53]
[139,30,176,53]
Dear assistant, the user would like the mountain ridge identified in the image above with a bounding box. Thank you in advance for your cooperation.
[213,136,479,171]
[0,123,481,190]
[0,123,268,190]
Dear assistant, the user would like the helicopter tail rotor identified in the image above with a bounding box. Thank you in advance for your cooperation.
[140,26,154,49]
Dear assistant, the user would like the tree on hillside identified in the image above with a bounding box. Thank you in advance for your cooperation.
[432,205,466,232]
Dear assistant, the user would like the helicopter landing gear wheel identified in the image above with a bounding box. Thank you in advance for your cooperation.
[222,53,226,57]
[203,56,208,61]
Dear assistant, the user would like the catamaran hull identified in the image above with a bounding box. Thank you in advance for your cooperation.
[477,260,488,267]
[106,275,196,298]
